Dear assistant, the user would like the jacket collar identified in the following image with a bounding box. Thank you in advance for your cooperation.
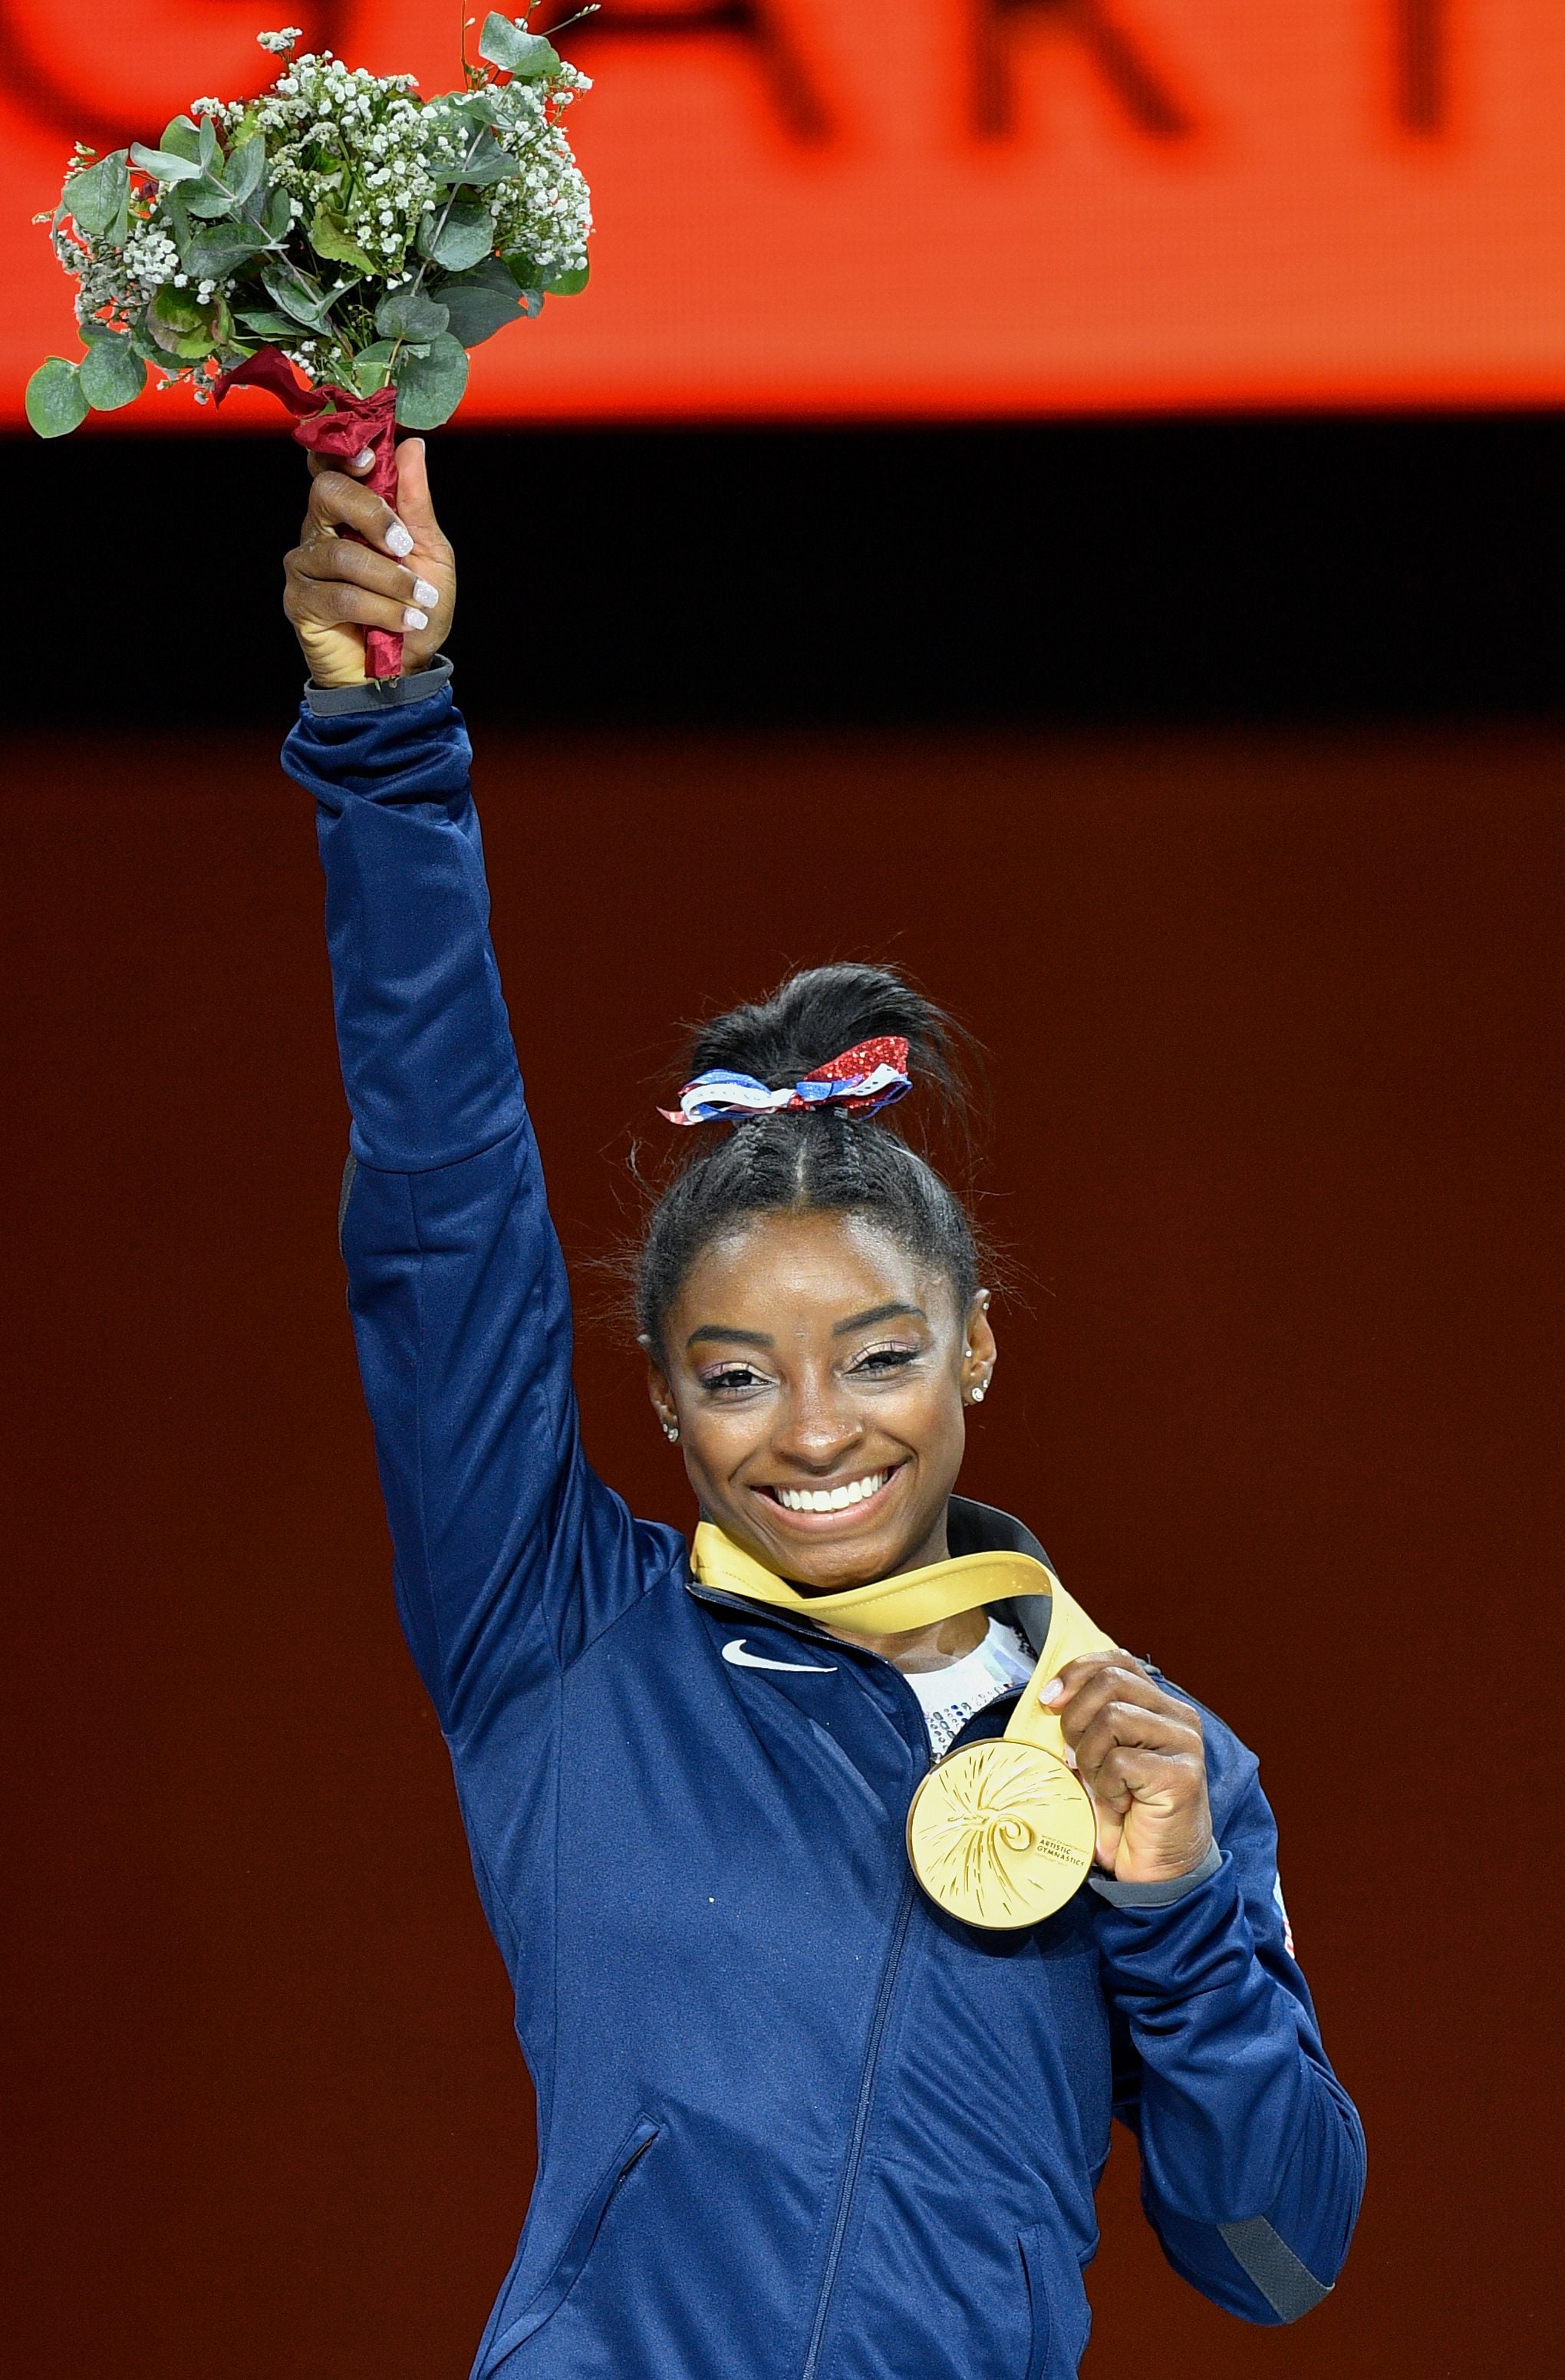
[684,1494,1058,1658]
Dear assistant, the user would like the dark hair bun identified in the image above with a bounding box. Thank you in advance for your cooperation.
[636,962,987,1350]
[686,962,967,1123]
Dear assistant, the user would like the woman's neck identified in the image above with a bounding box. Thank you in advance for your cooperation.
[818,1604,989,1673]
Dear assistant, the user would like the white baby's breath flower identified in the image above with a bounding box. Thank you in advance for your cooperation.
[257,26,302,56]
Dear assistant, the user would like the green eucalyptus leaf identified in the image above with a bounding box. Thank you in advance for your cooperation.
[262,185,294,242]
[197,116,219,170]
[25,357,89,438]
[235,307,302,336]
[427,196,495,273]
[374,287,450,341]
[185,222,270,279]
[130,141,203,186]
[545,259,589,295]
[79,334,147,411]
[430,131,519,189]
[393,329,470,430]
[159,116,203,164]
[152,285,207,331]
[150,283,216,358]
[477,14,560,78]
[63,149,130,239]
[437,256,531,347]
[127,316,168,364]
[261,259,335,328]
[223,137,265,206]
[183,174,239,220]
[452,88,505,130]
[164,188,195,260]
[351,340,398,394]
[308,206,377,273]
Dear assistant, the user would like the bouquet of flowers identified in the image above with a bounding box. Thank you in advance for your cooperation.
[27,18,592,666]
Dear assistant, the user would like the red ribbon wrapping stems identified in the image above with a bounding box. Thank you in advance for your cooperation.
[216,348,404,680]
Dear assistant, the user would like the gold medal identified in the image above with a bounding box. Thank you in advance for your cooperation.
[691,1521,1119,1930]
[904,1571,1113,1928]
[906,1742,1095,1928]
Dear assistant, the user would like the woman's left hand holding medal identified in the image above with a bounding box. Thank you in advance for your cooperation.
[1038,1655,1214,1886]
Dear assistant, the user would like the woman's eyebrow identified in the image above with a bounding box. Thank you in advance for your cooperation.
[686,1324,775,1350]
[832,1302,926,1336]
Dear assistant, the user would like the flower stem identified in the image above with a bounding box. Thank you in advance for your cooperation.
[384,121,491,375]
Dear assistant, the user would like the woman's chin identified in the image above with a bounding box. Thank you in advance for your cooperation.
[732,1489,944,1595]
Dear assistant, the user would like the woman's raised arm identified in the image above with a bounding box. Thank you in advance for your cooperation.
[278,452,679,1745]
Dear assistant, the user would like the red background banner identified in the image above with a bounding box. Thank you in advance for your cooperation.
[4,0,1564,421]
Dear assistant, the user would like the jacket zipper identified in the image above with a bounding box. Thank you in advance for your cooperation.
[693,1574,1004,2380]
[799,1874,917,2380]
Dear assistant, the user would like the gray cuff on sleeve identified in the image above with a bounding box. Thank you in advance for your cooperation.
[1217,2217,1333,2322]
[305,655,453,714]
[1087,1837,1224,1907]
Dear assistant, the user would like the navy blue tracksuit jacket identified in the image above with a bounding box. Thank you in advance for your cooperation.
[282,671,1365,2380]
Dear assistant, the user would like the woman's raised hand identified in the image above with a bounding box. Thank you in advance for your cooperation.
[283,436,456,687]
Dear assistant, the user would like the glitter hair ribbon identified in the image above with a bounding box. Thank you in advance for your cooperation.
[215,346,404,679]
[661,1034,911,1127]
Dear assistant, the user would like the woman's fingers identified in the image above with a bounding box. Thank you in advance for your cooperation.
[394,437,441,539]
[1069,1699,1201,1787]
[285,565,418,640]
[301,466,416,557]
[306,446,376,480]
[291,531,440,626]
[1039,1649,1213,1881]
[285,440,453,682]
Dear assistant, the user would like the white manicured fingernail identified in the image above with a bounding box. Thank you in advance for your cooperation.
[412,579,439,608]
[386,522,414,557]
[403,606,429,631]
[1037,1678,1063,1706]
[352,447,374,470]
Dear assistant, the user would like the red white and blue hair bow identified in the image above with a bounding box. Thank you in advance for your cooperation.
[662,1035,912,1127]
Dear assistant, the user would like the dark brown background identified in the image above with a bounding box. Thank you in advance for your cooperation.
[5,710,1560,2375]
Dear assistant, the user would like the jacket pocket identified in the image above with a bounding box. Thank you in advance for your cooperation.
[1019,2223,1091,2380]
[477,2115,661,2375]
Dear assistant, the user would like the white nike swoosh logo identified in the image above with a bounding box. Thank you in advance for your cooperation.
[722,1638,838,1673]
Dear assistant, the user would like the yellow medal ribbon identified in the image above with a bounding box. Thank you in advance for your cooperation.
[691,1521,1117,1928]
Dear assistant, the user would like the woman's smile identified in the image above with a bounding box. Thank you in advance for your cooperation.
[753,1461,907,1529]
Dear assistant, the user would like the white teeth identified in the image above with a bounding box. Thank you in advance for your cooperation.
[774,1471,888,1514]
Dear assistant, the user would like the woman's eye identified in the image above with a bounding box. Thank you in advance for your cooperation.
[703,1364,769,1394]
[847,1343,919,1377]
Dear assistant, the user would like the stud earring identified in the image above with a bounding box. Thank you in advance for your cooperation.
[663,1420,680,1443]
[970,1384,986,1405]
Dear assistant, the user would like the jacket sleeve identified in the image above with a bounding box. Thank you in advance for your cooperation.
[282,681,678,1748]
[1099,1726,1366,2325]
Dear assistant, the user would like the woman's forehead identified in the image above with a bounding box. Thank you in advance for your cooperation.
[669,1210,957,1336]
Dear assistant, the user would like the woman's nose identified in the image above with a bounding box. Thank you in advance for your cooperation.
[771,1381,862,1470]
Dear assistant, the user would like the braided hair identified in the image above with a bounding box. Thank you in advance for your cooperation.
[637,964,983,1356]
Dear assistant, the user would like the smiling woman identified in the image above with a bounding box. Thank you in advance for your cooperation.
[639,965,996,1611]
[278,452,1365,2379]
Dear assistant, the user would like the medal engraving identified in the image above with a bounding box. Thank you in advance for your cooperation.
[906,1740,1096,1929]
